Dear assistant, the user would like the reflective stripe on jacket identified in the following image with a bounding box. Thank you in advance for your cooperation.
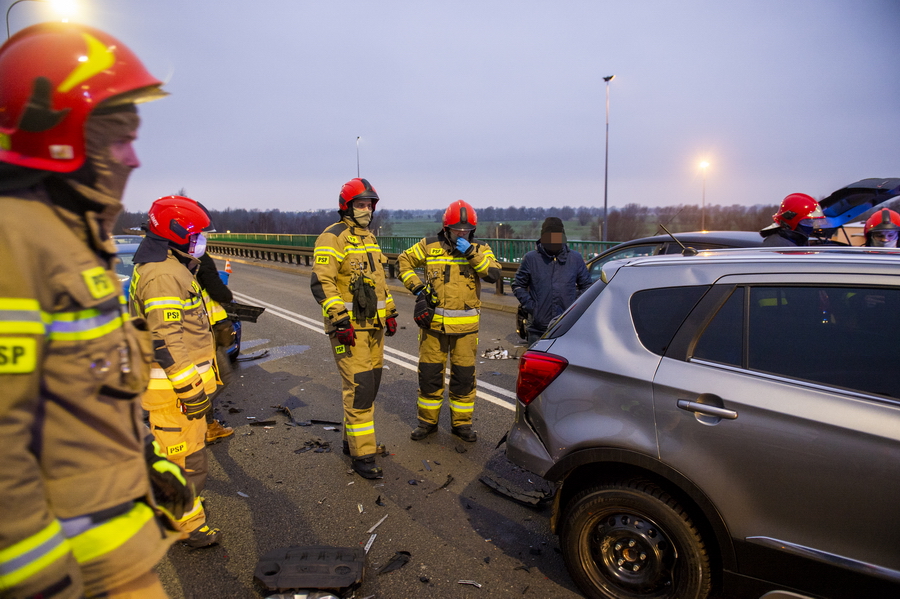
[130,250,215,403]
[310,217,396,332]
[397,232,500,335]
[0,187,175,597]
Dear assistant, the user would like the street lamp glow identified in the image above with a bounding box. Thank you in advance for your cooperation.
[699,161,709,170]
[7,0,78,38]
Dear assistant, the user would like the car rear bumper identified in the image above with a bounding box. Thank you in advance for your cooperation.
[505,404,555,478]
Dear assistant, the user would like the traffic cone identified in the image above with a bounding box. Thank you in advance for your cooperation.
[225,260,232,274]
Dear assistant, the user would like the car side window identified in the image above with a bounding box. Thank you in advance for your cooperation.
[745,286,899,398]
[631,286,709,356]
[692,287,744,367]
[691,285,900,398]
[589,244,662,282]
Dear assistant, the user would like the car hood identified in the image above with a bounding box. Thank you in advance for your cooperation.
[819,178,900,228]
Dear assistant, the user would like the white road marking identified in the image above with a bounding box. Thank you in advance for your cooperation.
[232,291,517,411]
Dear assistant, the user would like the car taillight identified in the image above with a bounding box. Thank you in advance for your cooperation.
[516,351,568,406]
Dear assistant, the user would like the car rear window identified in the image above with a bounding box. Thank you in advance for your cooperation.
[630,286,709,356]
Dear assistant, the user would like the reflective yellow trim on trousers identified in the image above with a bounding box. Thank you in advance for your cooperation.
[175,498,204,524]
[68,502,154,564]
[450,399,475,412]
[0,520,70,590]
[417,397,443,410]
[345,420,375,436]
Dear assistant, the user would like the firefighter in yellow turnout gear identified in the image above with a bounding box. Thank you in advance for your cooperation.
[0,24,187,599]
[398,200,501,443]
[310,178,397,479]
[129,195,222,548]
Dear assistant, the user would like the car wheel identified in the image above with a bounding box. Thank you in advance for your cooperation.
[560,479,711,599]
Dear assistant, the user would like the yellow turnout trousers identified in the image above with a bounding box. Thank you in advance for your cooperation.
[330,329,384,457]
[417,330,478,427]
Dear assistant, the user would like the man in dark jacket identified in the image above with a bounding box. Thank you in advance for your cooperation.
[513,217,593,345]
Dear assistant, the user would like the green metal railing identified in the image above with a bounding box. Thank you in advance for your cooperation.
[208,233,618,262]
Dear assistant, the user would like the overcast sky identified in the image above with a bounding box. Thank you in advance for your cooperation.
[10,0,900,213]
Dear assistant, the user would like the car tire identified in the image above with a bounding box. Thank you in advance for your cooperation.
[560,478,711,599]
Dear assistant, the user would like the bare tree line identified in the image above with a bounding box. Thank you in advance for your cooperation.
[116,203,778,242]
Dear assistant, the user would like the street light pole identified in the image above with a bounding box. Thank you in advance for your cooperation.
[699,161,709,230]
[602,75,615,242]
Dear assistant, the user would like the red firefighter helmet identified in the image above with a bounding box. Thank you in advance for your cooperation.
[0,22,166,173]
[864,208,900,236]
[338,178,379,212]
[772,193,824,230]
[443,200,478,231]
[148,196,212,245]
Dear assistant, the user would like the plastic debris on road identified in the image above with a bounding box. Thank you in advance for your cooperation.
[363,534,376,554]
[479,475,553,507]
[254,546,364,593]
[378,551,411,575]
[294,439,332,454]
[458,580,483,588]
[366,514,388,533]
[481,346,511,359]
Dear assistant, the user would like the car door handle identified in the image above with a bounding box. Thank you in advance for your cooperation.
[677,399,738,420]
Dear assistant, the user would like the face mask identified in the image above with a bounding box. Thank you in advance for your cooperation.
[189,233,207,258]
[870,232,898,248]
[352,208,372,228]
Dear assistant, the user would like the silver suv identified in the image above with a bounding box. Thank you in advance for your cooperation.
[506,248,900,599]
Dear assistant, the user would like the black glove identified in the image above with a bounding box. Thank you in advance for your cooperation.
[333,317,356,347]
[145,436,194,520]
[414,294,435,329]
[385,316,398,337]
[179,388,211,420]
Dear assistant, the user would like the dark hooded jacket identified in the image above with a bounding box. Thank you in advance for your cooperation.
[512,242,592,335]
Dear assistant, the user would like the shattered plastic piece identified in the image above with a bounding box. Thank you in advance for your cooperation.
[495,432,508,449]
[484,557,490,564]
[295,439,332,454]
[237,491,249,498]
[236,349,269,362]
[419,576,430,583]
[378,551,411,575]
[407,480,418,486]
[366,514,388,533]
[514,565,531,573]
[250,420,277,426]
[458,580,483,588]
[357,503,364,514]
[310,419,341,426]
[228,407,243,414]
[296,420,312,427]
[422,460,432,471]
[375,495,385,507]
[254,546,364,593]
[479,476,553,507]
[363,534,376,554]
[481,347,511,359]
[426,474,454,497]
[273,404,297,424]
[455,445,467,454]
[322,426,338,431]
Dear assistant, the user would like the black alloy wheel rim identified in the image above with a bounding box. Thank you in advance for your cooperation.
[588,511,678,596]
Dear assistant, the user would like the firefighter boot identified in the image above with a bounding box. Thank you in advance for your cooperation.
[206,419,234,443]
[352,454,383,479]
[451,425,477,443]
[410,421,438,441]
[185,524,221,548]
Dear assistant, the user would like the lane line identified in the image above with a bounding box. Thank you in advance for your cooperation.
[232,291,516,411]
